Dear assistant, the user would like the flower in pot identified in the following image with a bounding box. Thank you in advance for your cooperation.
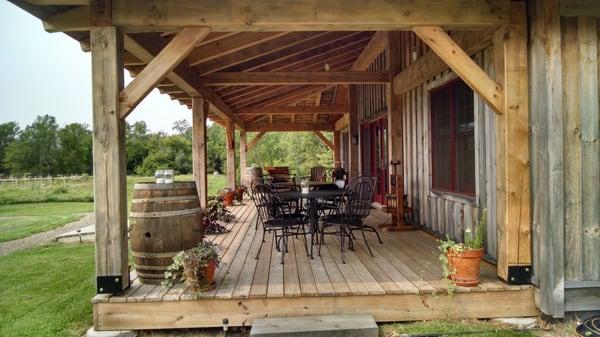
[439,209,486,293]
[202,197,234,235]
[162,240,221,294]
[220,188,235,206]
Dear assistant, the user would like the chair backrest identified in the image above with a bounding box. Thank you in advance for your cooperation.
[347,175,376,191]
[345,180,374,219]
[310,166,327,182]
[251,183,278,221]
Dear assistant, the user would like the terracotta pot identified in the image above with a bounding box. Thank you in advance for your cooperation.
[220,191,234,206]
[203,259,217,288]
[446,248,484,287]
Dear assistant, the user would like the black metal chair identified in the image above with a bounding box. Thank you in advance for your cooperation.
[318,180,382,263]
[310,166,328,182]
[252,183,309,264]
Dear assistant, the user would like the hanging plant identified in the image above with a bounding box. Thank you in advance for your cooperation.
[162,240,221,296]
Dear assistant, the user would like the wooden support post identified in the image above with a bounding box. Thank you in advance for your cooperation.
[348,85,360,178]
[383,31,407,231]
[494,2,531,282]
[239,130,247,186]
[192,97,209,208]
[91,26,129,293]
[247,131,266,151]
[226,119,236,189]
[413,25,505,115]
[333,131,341,163]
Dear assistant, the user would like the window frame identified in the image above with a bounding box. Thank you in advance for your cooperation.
[429,78,476,198]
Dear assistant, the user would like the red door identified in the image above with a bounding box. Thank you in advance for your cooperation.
[361,118,388,204]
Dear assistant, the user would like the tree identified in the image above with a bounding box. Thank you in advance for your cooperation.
[136,134,192,176]
[0,122,20,176]
[57,123,92,175]
[206,123,226,174]
[125,121,157,175]
[172,119,192,141]
[4,115,59,176]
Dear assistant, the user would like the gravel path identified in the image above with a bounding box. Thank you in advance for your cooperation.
[0,212,95,256]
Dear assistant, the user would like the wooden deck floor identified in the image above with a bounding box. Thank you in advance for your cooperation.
[93,202,536,330]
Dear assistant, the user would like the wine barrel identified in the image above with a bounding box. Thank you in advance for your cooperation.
[130,181,204,284]
[244,166,263,187]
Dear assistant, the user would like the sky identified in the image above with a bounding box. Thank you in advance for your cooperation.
[0,2,192,134]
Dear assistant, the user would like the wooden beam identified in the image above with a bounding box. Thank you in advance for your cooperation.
[412,26,504,115]
[123,34,246,129]
[236,106,347,115]
[494,2,531,282]
[90,26,129,293]
[333,131,341,162]
[28,0,88,4]
[119,27,210,118]
[42,0,510,33]
[313,131,334,151]
[225,119,236,189]
[246,122,334,132]
[192,97,209,208]
[203,72,389,86]
[393,29,493,95]
[239,130,247,186]
[186,32,288,66]
[348,85,360,178]
[335,114,349,131]
[351,31,388,71]
[246,131,266,151]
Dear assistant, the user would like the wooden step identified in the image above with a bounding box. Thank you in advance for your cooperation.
[250,314,378,337]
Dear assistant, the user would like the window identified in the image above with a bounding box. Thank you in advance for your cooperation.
[430,79,475,196]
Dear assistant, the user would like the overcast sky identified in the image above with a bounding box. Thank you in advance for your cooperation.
[0,2,192,133]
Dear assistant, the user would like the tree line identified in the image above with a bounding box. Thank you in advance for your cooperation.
[0,114,333,178]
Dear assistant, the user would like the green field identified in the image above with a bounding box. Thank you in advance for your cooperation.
[0,175,226,242]
[0,202,94,242]
[0,243,95,337]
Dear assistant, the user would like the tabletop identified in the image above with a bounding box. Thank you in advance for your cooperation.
[273,189,346,200]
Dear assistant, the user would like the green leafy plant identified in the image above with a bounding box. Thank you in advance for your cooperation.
[162,240,221,294]
[438,208,487,294]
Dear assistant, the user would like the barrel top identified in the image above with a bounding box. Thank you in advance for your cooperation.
[134,181,197,190]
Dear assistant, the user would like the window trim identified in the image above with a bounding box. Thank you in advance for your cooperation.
[429,78,476,198]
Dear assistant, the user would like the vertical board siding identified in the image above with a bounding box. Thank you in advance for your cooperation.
[397,49,496,259]
[530,0,600,316]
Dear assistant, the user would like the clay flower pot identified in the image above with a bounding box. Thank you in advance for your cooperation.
[220,190,235,206]
[183,259,218,292]
[446,248,484,286]
[203,259,217,289]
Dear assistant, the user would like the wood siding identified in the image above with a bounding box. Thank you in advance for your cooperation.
[529,0,600,317]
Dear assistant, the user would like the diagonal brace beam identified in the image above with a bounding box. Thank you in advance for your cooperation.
[120,27,210,119]
[412,25,504,115]
[246,131,266,151]
[313,131,334,151]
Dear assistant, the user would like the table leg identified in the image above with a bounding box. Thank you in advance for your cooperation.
[309,196,317,259]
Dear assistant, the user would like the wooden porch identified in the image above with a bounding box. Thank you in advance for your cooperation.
[93,202,535,330]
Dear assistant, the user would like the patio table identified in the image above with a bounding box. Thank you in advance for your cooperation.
[273,189,346,259]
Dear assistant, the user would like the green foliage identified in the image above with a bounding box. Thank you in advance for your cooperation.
[0,202,93,242]
[162,240,221,293]
[381,320,535,337]
[0,122,20,175]
[136,134,192,176]
[4,115,60,176]
[0,243,95,337]
[207,123,226,173]
[57,123,92,175]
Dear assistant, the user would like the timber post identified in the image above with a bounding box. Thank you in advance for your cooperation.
[91,25,130,294]
[226,119,236,189]
[192,97,209,208]
[239,130,247,186]
[333,130,341,163]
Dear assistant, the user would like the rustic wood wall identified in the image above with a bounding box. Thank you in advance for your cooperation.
[529,0,600,317]
[397,48,497,259]
[356,52,388,121]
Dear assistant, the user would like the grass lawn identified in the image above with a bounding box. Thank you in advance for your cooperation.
[380,320,536,337]
[0,202,93,242]
[0,243,95,337]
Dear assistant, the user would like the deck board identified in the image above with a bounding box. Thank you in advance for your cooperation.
[95,202,536,329]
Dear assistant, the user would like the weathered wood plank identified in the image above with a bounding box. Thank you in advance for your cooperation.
[192,98,209,208]
[226,119,236,189]
[203,71,389,86]
[91,26,129,293]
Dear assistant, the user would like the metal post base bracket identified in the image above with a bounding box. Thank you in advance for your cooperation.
[507,265,532,285]
[97,275,125,294]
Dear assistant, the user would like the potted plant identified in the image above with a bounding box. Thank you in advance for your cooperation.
[220,188,235,206]
[234,184,247,202]
[439,209,486,293]
[202,197,234,235]
[162,240,221,294]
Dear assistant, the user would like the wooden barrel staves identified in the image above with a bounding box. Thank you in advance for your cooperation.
[130,182,204,284]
